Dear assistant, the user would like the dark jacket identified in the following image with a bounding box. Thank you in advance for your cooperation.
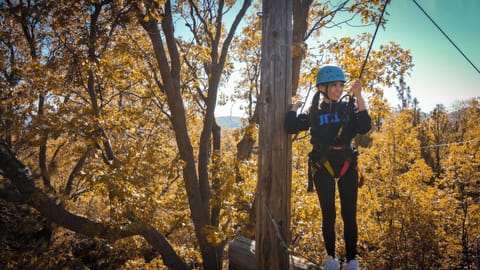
[285,101,372,151]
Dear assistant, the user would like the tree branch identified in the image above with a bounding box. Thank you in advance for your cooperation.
[0,140,188,270]
[138,2,222,268]
[65,145,93,196]
[0,189,28,203]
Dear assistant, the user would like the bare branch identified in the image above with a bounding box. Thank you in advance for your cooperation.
[305,0,350,40]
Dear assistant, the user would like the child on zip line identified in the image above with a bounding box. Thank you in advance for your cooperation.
[285,65,372,270]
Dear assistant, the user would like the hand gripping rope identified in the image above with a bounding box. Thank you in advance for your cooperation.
[334,0,389,141]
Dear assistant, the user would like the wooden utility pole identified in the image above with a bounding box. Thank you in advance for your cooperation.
[256,0,292,269]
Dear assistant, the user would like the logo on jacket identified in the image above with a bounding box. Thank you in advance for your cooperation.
[318,112,350,126]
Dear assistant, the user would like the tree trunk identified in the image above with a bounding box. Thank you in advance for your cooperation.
[140,1,251,268]
[139,2,220,268]
[256,0,292,269]
[291,0,313,96]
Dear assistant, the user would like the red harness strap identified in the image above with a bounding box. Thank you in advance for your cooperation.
[328,146,352,179]
[339,158,352,178]
[357,166,365,188]
[308,146,365,191]
[329,146,364,188]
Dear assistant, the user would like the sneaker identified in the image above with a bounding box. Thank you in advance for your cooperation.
[343,259,359,270]
[323,255,340,270]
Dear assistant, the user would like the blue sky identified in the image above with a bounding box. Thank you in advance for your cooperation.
[215,0,480,116]
[324,0,480,112]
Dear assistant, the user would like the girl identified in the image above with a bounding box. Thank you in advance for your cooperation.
[285,65,372,270]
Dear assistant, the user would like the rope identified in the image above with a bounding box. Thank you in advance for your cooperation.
[335,94,355,140]
[411,0,480,75]
[262,199,291,253]
[359,0,389,79]
[299,82,314,113]
[261,199,322,266]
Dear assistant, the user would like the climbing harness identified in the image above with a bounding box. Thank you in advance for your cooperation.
[307,145,363,192]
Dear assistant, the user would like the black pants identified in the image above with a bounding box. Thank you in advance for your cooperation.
[313,162,358,261]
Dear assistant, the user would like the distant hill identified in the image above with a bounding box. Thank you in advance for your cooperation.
[216,116,242,129]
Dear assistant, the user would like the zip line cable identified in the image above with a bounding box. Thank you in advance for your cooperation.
[412,0,480,75]
[359,0,389,79]
[420,138,480,149]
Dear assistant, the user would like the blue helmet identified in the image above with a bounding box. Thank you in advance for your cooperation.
[316,65,346,85]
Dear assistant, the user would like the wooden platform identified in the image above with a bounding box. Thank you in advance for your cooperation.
[228,236,320,270]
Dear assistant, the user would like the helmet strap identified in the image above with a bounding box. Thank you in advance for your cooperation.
[320,83,332,102]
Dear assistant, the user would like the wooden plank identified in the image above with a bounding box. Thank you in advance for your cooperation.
[228,236,320,270]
